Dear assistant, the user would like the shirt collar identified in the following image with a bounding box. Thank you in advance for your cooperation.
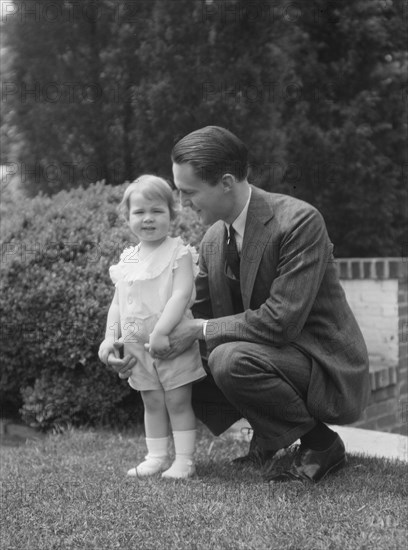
[225,186,252,240]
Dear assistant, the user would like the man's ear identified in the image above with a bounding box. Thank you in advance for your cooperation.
[221,173,235,193]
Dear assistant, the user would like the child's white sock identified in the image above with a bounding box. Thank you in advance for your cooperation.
[162,430,196,479]
[127,436,170,477]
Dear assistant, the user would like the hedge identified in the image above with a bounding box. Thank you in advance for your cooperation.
[0,182,206,430]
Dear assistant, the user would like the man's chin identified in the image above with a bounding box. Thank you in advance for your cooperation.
[197,211,214,225]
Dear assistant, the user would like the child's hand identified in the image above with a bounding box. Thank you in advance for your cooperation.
[99,339,135,379]
[148,331,170,356]
[98,339,118,366]
[108,352,136,379]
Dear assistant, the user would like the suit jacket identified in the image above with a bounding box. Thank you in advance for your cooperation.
[192,186,370,424]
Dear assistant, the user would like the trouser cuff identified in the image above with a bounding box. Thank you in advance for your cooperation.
[255,419,317,451]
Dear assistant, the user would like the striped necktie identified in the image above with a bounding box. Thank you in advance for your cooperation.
[226,225,240,280]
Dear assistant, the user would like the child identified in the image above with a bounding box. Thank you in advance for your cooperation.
[99,175,206,479]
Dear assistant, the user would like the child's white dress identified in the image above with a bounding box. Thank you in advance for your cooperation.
[109,236,206,391]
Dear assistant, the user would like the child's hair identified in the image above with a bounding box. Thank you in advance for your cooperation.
[119,175,178,221]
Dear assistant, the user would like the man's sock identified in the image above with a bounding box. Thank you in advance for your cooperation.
[300,422,338,451]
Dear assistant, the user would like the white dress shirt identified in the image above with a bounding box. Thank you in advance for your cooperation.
[224,187,252,254]
[202,186,252,338]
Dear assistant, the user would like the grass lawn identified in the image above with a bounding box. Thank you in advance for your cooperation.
[1,423,407,550]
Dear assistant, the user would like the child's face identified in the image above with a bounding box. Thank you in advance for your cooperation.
[128,192,171,244]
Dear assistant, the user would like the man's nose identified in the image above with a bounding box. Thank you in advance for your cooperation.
[180,194,191,208]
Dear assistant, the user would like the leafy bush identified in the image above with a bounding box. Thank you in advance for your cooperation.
[0,182,206,429]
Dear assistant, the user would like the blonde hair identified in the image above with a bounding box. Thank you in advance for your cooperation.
[119,175,177,221]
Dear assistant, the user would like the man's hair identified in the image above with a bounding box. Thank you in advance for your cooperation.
[118,175,177,221]
[171,126,249,185]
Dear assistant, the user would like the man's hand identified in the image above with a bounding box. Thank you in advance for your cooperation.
[108,352,137,379]
[145,318,203,360]
[98,340,136,379]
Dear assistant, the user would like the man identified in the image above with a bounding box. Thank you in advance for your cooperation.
[103,126,370,483]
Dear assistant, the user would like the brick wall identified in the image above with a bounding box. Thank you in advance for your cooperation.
[336,258,407,435]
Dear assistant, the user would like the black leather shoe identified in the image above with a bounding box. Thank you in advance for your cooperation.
[265,434,346,483]
[232,447,276,467]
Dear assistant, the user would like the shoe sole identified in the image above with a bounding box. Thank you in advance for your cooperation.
[127,462,171,477]
[317,455,347,482]
[161,467,196,480]
[265,455,347,483]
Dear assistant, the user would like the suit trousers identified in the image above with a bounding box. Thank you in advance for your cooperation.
[192,341,317,451]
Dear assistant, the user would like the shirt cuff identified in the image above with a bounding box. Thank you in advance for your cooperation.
[202,320,208,340]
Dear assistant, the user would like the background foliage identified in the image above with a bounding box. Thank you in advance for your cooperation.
[0,182,205,427]
[1,0,407,428]
[2,0,406,256]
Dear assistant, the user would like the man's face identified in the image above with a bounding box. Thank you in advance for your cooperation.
[172,163,229,225]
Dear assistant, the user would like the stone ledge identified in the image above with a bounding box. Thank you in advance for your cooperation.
[369,363,398,391]
[225,419,408,462]
[0,418,45,447]
[336,258,407,280]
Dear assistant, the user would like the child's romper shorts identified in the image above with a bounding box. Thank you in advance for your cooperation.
[109,236,206,391]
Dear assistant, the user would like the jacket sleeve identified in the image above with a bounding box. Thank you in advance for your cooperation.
[192,240,213,320]
[205,207,333,350]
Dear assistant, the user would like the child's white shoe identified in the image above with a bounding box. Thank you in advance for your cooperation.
[127,455,170,477]
[161,459,196,479]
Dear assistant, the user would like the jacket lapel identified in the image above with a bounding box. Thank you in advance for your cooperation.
[240,187,274,309]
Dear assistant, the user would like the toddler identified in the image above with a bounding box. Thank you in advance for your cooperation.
[99,175,206,479]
